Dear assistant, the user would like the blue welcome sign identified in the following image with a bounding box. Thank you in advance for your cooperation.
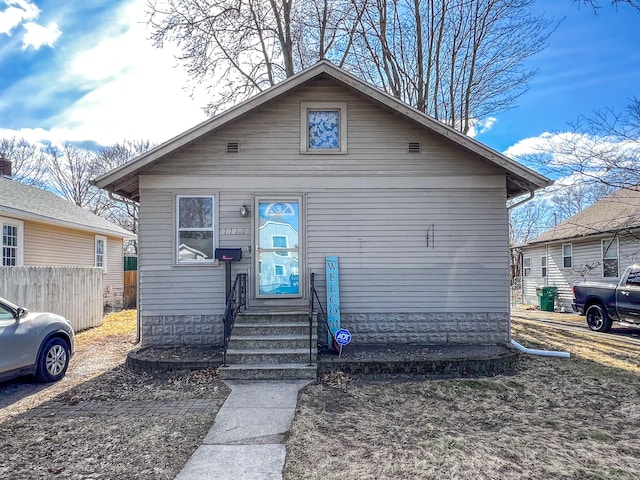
[325,256,340,346]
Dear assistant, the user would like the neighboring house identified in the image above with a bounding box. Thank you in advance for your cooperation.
[0,161,136,309]
[94,61,550,348]
[519,187,640,311]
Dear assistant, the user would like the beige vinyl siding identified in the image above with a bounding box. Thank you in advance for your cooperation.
[21,219,125,302]
[307,189,509,313]
[136,77,511,323]
[147,78,503,180]
[522,233,640,310]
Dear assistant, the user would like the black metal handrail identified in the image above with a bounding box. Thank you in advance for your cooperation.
[222,273,247,367]
[309,272,336,364]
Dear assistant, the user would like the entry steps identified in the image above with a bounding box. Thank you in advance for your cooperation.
[218,310,317,380]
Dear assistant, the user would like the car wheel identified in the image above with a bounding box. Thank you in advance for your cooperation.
[586,304,612,333]
[36,337,70,382]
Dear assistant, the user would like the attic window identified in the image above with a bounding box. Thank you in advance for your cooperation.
[300,102,347,154]
[226,142,239,153]
[408,142,421,153]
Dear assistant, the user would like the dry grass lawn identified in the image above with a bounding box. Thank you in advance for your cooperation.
[284,318,640,480]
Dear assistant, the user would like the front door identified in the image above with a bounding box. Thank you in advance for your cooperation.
[255,197,302,298]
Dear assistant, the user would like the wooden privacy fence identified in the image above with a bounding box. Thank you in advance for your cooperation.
[124,270,137,309]
[0,266,103,332]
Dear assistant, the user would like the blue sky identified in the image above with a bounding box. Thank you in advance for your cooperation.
[0,0,639,156]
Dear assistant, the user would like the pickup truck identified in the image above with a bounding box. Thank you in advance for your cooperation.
[572,264,640,332]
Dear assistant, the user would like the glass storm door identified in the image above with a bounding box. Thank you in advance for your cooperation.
[256,198,301,297]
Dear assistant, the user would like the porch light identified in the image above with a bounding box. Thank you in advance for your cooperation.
[240,204,250,217]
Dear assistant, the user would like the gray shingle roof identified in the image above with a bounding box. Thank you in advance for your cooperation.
[0,177,135,238]
[526,186,640,245]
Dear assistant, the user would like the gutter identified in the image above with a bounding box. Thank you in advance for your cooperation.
[507,190,535,211]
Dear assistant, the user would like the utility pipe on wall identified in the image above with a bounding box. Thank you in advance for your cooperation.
[511,339,570,358]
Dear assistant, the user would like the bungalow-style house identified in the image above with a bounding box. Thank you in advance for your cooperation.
[0,159,136,309]
[94,61,550,361]
[519,186,640,311]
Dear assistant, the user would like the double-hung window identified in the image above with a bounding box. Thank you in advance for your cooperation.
[95,235,107,272]
[2,218,23,266]
[523,257,531,277]
[602,238,619,278]
[562,244,572,268]
[177,195,215,263]
[541,256,547,278]
[300,102,347,153]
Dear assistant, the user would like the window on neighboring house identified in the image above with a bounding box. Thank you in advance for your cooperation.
[523,257,531,277]
[274,264,285,276]
[602,238,619,278]
[272,235,288,256]
[563,244,572,268]
[541,256,547,277]
[176,195,215,263]
[300,102,347,153]
[95,235,107,272]
[2,218,23,266]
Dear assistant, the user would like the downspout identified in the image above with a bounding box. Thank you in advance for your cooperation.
[507,190,535,309]
[510,339,570,358]
[505,190,571,358]
[108,190,141,344]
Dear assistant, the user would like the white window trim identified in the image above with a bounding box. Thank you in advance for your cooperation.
[541,256,547,278]
[601,237,619,278]
[523,257,531,277]
[176,194,217,265]
[1,217,24,266]
[300,101,348,154]
[95,235,107,273]
[562,243,573,268]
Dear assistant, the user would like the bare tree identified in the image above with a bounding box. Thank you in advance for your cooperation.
[147,0,364,114]
[45,143,102,211]
[0,137,48,188]
[579,0,640,11]
[348,0,553,134]
[93,140,153,253]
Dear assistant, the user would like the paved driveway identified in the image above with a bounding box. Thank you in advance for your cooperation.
[512,306,640,347]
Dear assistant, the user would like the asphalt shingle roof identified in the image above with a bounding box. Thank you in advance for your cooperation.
[0,177,134,238]
[526,186,640,245]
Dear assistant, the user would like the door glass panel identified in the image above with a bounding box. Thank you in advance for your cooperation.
[258,201,299,296]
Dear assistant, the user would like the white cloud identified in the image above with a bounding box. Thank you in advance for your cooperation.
[466,117,497,138]
[0,0,38,35]
[22,20,60,49]
[2,0,209,147]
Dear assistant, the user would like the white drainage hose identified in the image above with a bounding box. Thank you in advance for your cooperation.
[511,339,570,358]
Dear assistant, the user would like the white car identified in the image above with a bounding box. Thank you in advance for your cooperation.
[0,297,75,383]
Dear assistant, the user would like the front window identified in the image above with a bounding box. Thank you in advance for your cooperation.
[2,218,23,266]
[301,102,347,153]
[541,256,547,278]
[95,235,107,272]
[602,238,619,278]
[562,244,572,268]
[177,195,215,263]
[523,257,531,277]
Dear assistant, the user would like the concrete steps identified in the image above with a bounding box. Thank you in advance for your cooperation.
[219,311,318,380]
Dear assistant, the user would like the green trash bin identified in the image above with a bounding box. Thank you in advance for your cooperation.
[536,286,558,312]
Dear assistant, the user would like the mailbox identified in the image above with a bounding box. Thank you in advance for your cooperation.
[215,248,242,261]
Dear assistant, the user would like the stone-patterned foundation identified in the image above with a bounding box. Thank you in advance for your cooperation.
[141,314,224,346]
[320,312,510,345]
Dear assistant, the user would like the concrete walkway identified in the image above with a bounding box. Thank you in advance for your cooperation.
[174,379,312,480]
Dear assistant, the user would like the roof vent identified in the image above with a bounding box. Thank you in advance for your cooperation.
[0,153,12,178]
[408,142,421,153]
[226,142,239,154]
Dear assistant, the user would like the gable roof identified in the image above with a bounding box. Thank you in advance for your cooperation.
[0,178,135,239]
[524,187,640,246]
[93,60,551,201]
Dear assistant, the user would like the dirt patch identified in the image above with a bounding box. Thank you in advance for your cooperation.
[0,310,230,480]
